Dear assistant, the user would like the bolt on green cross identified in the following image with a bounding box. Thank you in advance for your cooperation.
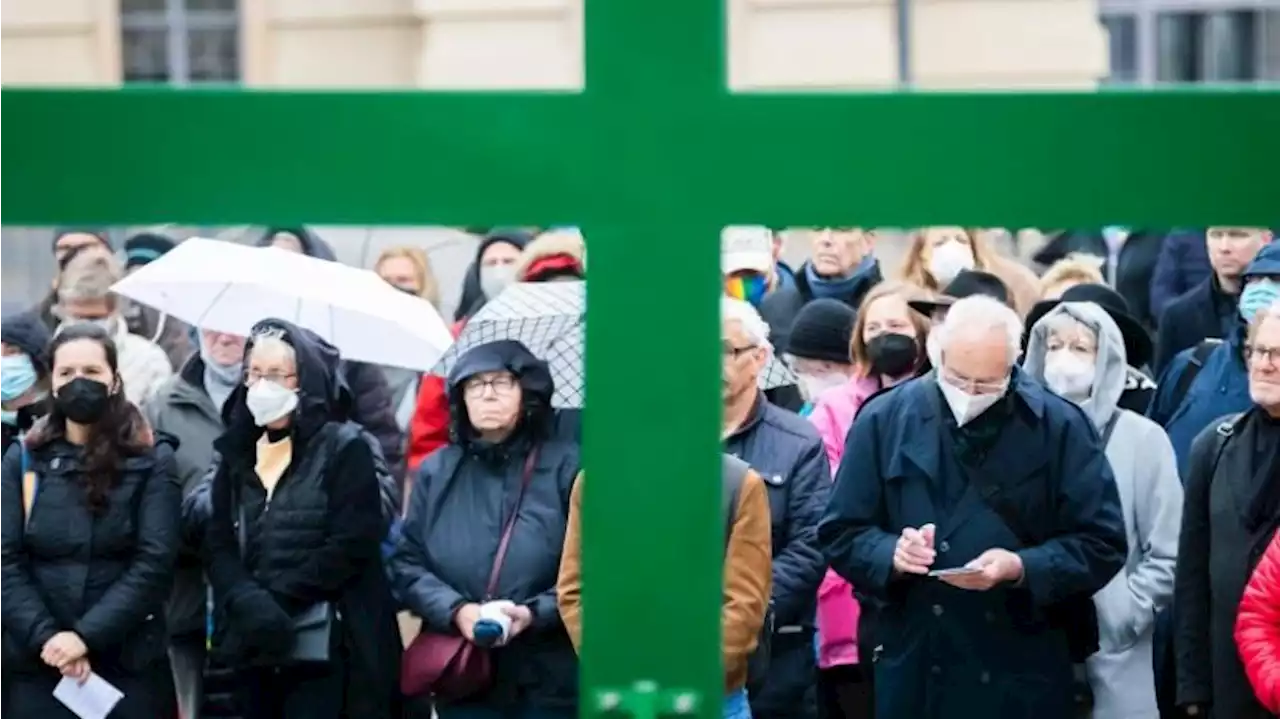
[3,1,1278,716]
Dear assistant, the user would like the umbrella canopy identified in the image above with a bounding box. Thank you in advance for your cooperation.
[111,237,453,372]
[436,281,798,408]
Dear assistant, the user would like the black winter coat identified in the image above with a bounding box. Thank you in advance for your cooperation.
[204,319,402,718]
[1,428,182,676]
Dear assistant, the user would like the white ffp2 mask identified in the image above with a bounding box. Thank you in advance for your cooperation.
[245,379,299,426]
[927,242,976,285]
[1042,350,1096,402]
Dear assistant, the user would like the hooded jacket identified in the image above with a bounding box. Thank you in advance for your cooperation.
[204,319,402,715]
[514,229,587,284]
[454,229,533,322]
[391,340,581,711]
[1024,302,1183,719]
[1,311,52,453]
[254,225,406,481]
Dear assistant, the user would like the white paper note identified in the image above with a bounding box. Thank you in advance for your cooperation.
[52,673,124,719]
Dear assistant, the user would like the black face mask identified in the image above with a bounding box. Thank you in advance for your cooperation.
[866,333,919,378]
[54,377,112,424]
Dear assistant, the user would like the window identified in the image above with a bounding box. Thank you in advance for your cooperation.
[1158,10,1256,81]
[121,0,240,84]
[1102,14,1139,83]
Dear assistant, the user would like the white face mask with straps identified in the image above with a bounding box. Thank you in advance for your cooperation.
[1043,350,1096,403]
[245,379,298,426]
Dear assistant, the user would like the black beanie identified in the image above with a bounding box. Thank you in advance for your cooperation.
[786,299,857,363]
[124,232,176,269]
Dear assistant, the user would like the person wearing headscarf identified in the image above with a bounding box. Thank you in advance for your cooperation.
[256,226,407,485]
[454,229,533,323]
[514,228,587,284]
[203,319,402,719]
[1,311,52,455]
[1023,302,1182,719]
[391,340,580,719]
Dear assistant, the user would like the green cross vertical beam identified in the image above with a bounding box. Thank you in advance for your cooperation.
[577,2,726,715]
[3,0,1280,715]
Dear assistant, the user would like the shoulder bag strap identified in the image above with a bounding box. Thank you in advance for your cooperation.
[1100,412,1121,447]
[483,447,540,600]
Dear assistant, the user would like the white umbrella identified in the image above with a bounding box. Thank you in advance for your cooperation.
[111,237,454,372]
[435,281,798,408]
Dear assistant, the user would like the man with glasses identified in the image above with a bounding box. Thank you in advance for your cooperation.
[720,296,830,719]
[818,294,1127,719]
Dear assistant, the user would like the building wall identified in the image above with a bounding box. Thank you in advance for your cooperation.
[1,0,1107,89]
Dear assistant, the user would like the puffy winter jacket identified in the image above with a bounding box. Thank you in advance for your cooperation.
[1236,532,1280,715]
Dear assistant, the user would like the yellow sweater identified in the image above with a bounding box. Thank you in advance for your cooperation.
[255,434,292,499]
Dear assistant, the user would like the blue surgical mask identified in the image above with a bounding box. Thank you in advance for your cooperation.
[1,354,38,403]
[1239,279,1280,323]
[1,410,17,426]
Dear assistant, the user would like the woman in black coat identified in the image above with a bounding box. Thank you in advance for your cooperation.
[1,323,182,718]
[390,340,580,719]
[204,318,401,719]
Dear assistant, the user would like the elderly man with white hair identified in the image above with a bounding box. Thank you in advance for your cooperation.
[720,296,831,719]
[817,294,1127,719]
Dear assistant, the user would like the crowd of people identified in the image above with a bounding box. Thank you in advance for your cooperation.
[0,224,1277,719]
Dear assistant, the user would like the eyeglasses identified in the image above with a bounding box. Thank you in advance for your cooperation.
[1245,344,1280,368]
[245,370,296,385]
[463,375,519,398]
[941,370,1008,395]
[722,344,758,360]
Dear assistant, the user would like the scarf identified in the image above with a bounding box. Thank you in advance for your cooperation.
[804,255,879,301]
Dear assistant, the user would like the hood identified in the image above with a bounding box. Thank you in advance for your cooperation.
[445,340,554,445]
[221,317,351,441]
[1243,241,1280,279]
[255,226,337,261]
[1023,301,1127,428]
[1,310,53,377]
[454,229,534,322]
[515,229,586,282]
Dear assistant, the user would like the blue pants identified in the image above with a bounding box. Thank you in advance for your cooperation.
[725,689,752,719]
[436,705,575,719]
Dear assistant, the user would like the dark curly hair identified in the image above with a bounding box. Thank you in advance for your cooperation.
[25,323,152,515]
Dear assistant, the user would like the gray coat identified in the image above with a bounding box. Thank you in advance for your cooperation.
[1025,302,1183,719]
[143,356,225,638]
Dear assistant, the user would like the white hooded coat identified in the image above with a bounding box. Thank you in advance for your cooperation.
[1023,301,1183,719]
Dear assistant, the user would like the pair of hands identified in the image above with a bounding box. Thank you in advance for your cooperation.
[454,602,534,645]
[892,523,1024,591]
[41,631,92,684]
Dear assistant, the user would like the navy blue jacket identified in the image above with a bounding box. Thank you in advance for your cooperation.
[818,372,1127,719]
[1149,230,1211,324]
[1153,275,1238,375]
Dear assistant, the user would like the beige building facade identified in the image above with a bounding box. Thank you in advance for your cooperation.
[2,0,1108,90]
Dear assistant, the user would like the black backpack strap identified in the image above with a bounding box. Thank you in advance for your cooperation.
[1170,339,1222,412]
[722,454,751,552]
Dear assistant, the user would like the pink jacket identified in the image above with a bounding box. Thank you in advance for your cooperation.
[810,376,882,669]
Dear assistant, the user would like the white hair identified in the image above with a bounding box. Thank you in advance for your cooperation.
[248,331,296,366]
[935,295,1024,366]
[721,296,772,349]
[1041,310,1096,343]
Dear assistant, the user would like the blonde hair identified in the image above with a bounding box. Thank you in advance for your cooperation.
[1038,253,1105,298]
[375,246,441,309]
[897,228,995,293]
[58,252,123,304]
[850,281,931,372]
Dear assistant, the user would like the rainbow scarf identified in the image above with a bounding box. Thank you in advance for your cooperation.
[725,273,768,306]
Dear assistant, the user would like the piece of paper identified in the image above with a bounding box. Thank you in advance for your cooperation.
[52,672,124,719]
[928,567,984,578]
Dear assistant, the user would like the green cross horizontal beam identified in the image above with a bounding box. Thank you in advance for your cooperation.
[4,1,1278,716]
[5,90,1278,229]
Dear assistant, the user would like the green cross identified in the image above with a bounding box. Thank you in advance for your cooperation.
[4,1,1278,715]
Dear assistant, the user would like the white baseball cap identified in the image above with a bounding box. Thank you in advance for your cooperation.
[721,225,774,275]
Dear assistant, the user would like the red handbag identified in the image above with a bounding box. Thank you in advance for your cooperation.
[400,449,539,700]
